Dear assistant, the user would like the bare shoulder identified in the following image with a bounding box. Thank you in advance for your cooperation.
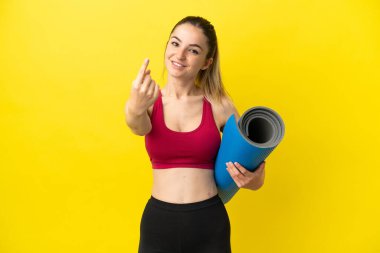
[208,96,240,132]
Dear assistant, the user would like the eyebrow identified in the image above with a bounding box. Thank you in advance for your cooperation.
[171,36,203,51]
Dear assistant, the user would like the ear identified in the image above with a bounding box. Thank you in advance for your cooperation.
[201,58,213,70]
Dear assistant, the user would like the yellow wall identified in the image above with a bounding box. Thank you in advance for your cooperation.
[1,0,379,252]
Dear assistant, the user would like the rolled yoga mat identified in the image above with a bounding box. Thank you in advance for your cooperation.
[214,106,285,204]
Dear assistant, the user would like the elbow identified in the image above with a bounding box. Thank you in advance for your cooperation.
[133,129,149,136]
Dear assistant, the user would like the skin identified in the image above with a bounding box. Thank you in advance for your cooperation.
[125,23,266,203]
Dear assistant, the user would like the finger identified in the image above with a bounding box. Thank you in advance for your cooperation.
[228,162,241,176]
[143,70,151,78]
[132,68,150,90]
[254,162,265,174]
[152,83,160,101]
[227,162,245,179]
[228,162,246,178]
[135,58,150,84]
[136,69,151,89]
[146,79,156,98]
[254,166,265,176]
[140,74,152,93]
[226,166,244,188]
[233,162,248,176]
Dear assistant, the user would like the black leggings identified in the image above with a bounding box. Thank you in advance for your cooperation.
[138,195,231,253]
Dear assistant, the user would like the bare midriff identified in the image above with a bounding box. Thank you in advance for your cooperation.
[151,168,218,204]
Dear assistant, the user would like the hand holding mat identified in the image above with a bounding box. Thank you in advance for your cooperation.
[214,106,285,203]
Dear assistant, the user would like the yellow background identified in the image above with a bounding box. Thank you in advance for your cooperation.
[1,0,379,252]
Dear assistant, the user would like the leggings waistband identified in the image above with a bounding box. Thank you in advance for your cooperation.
[148,194,222,212]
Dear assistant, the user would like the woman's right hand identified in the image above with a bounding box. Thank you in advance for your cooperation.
[127,58,160,116]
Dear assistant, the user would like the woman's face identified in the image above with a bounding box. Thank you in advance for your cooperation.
[164,23,213,80]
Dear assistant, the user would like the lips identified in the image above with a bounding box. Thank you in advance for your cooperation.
[171,61,187,68]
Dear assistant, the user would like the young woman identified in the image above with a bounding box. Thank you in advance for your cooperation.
[125,16,266,253]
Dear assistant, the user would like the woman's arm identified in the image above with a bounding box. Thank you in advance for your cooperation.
[222,97,240,127]
[125,102,152,136]
[125,59,160,136]
[212,96,240,132]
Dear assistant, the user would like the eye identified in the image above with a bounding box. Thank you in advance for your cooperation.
[189,49,199,55]
[171,41,179,46]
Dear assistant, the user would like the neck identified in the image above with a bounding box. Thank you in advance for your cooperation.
[164,76,201,99]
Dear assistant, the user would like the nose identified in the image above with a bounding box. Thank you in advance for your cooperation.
[176,48,186,60]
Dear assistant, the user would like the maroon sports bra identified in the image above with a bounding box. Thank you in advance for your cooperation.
[145,91,221,169]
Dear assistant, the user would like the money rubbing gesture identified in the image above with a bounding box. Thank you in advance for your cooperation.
[125,58,160,135]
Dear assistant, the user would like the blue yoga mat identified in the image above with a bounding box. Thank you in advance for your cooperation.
[214,106,285,204]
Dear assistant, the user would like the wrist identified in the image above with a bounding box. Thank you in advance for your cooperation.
[126,101,146,117]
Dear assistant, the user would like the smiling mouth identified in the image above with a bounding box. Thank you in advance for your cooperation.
[171,61,187,68]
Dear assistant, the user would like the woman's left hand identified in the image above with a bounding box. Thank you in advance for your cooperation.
[226,161,266,190]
